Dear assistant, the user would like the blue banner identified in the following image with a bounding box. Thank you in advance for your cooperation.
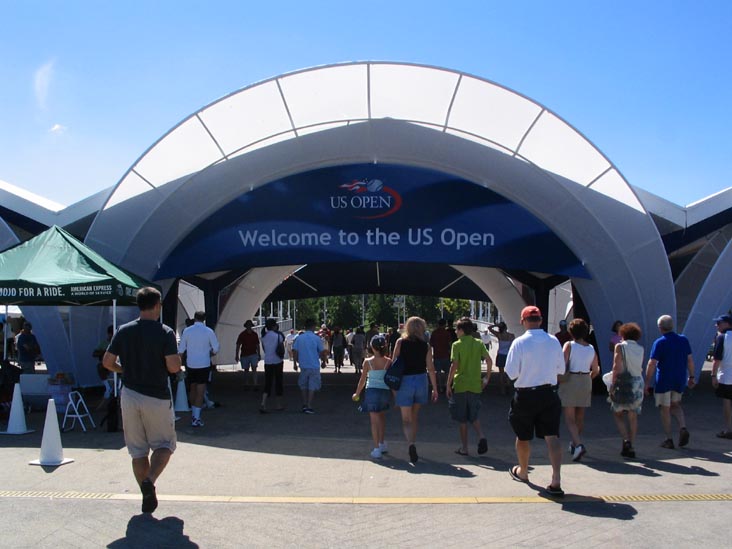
[158,164,588,278]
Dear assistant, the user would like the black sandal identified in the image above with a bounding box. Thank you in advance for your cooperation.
[545,484,565,497]
[509,465,528,483]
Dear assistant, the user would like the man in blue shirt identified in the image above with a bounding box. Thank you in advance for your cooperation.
[645,315,695,449]
[292,318,327,414]
[16,322,40,373]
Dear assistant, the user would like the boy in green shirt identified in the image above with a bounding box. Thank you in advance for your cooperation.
[447,317,491,455]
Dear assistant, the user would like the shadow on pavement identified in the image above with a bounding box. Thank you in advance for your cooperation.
[558,499,637,520]
[466,455,511,472]
[373,456,476,477]
[107,514,198,548]
[637,458,719,477]
[581,458,662,477]
[680,447,732,464]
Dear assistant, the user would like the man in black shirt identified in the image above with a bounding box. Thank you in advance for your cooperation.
[103,287,181,514]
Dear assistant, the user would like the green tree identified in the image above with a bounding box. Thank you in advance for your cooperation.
[366,294,398,328]
[328,295,361,329]
[441,298,471,320]
[293,298,320,330]
[292,295,475,330]
[406,295,440,325]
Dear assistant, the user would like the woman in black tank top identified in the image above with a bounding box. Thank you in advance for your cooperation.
[391,316,439,463]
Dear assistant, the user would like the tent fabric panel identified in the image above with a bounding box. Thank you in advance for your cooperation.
[0,226,156,305]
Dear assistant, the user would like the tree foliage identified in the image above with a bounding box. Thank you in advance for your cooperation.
[440,298,471,320]
[366,294,398,329]
[406,295,440,324]
[328,295,361,329]
[285,295,485,330]
[292,298,321,329]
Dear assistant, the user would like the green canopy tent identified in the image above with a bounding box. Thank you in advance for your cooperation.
[0,225,155,306]
[0,225,158,391]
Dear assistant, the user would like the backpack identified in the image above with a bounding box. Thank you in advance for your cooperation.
[276,332,285,359]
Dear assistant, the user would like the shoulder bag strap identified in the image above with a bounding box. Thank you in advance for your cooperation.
[619,344,628,373]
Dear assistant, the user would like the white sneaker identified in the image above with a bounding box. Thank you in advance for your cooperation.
[370,448,383,459]
[572,444,586,462]
[378,442,388,454]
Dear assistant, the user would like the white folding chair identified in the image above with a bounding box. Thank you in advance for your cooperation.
[62,391,96,432]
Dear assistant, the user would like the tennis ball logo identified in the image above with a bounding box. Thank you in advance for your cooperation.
[366,179,383,192]
[334,178,403,220]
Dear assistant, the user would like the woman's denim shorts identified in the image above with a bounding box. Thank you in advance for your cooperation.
[395,373,429,407]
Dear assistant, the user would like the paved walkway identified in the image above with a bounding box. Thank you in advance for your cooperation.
[1,361,731,547]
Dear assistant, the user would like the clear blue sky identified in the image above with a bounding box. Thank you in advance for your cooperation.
[1,0,730,207]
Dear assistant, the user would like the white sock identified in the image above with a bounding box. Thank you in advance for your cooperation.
[192,406,201,419]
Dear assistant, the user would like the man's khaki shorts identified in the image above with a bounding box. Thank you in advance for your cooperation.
[654,390,683,407]
[121,387,176,458]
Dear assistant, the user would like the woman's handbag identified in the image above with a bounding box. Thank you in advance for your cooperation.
[383,356,405,390]
[610,346,635,405]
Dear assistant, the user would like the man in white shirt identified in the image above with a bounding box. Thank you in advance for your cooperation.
[505,306,565,497]
[178,311,220,427]
[711,314,732,438]
[260,318,286,413]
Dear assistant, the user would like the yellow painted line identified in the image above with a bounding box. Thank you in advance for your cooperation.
[0,490,114,500]
[476,496,553,504]
[0,491,731,504]
[357,496,480,504]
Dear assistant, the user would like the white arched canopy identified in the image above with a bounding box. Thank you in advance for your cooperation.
[78,62,674,374]
[99,62,644,215]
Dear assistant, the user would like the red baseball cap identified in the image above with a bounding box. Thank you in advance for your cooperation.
[520,306,542,321]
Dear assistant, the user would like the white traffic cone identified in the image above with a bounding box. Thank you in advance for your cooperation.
[0,383,34,435]
[29,399,73,467]
[174,378,190,412]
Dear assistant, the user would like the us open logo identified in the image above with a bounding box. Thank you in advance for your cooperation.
[329,179,403,219]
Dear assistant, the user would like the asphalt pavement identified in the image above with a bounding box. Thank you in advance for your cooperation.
[1,359,731,548]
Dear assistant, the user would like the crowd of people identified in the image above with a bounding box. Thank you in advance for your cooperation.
[99,288,732,514]
[226,308,730,492]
